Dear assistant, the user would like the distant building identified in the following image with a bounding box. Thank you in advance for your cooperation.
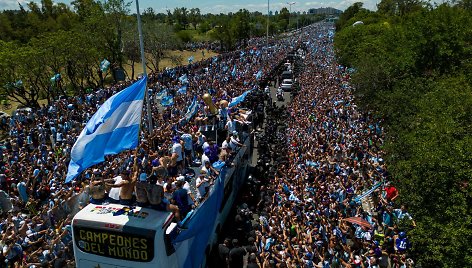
[308,7,342,15]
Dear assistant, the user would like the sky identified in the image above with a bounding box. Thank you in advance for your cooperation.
[0,0,378,14]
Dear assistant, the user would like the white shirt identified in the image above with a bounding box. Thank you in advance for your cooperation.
[108,176,122,200]
[222,139,230,149]
[172,142,183,161]
[182,181,194,205]
[229,136,240,151]
[196,177,209,199]
[226,120,237,134]
[202,141,210,151]
[201,154,210,168]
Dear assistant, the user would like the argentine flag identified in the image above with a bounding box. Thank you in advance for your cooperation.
[178,84,188,95]
[231,65,237,77]
[229,89,252,108]
[255,70,263,80]
[100,59,110,72]
[179,74,188,84]
[183,96,199,122]
[66,77,147,182]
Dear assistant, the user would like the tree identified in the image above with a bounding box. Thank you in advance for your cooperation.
[189,8,201,30]
[230,9,251,46]
[173,7,189,30]
[278,7,289,30]
[143,21,180,72]
[335,2,364,30]
[122,20,141,80]
[334,3,472,267]
[0,41,48,108]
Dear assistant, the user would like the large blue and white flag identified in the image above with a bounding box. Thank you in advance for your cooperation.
[66,77,147,182]
[161,95,174,107]
[229,89,252,108]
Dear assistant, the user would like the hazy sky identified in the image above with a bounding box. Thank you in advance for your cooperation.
[0,0,378,14]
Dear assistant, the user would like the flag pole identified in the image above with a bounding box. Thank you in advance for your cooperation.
[136,0,153,135]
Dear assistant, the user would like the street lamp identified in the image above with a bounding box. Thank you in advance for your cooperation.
[287,2,296,30]
[267,0,269,51]
[135,0,153,134]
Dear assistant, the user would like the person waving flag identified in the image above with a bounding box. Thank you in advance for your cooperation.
[66,76,147,182]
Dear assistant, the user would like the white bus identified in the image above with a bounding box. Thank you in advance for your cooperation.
[72,203,178,267]
[72,134,251,268]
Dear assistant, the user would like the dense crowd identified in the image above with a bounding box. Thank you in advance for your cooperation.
[216,24,416,268]
[0,22,416,268]
[0,22,301,267]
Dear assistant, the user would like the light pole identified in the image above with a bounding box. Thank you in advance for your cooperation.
[287,2,296,30]
[135,0,153,134]
[266,0,269,51]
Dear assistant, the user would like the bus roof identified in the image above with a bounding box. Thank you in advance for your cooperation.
[73,203,172,232]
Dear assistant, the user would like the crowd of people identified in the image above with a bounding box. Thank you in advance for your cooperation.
[0,21,416,268]
[0,21,301,267]
[215,24,416,268]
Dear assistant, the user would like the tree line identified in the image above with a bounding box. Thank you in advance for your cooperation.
[0,0,324,108]
[334,1,472,267]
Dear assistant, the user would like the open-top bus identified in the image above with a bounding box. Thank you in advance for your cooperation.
[72,133,251,268]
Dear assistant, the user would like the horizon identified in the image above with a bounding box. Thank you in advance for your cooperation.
[0,0,378,14]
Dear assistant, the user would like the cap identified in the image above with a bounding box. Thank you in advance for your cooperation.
[177,176,186,182]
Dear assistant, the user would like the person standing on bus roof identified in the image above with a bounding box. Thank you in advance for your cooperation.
[172,180,191,219]
[89,170,106,204]
[106,169,136,206]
